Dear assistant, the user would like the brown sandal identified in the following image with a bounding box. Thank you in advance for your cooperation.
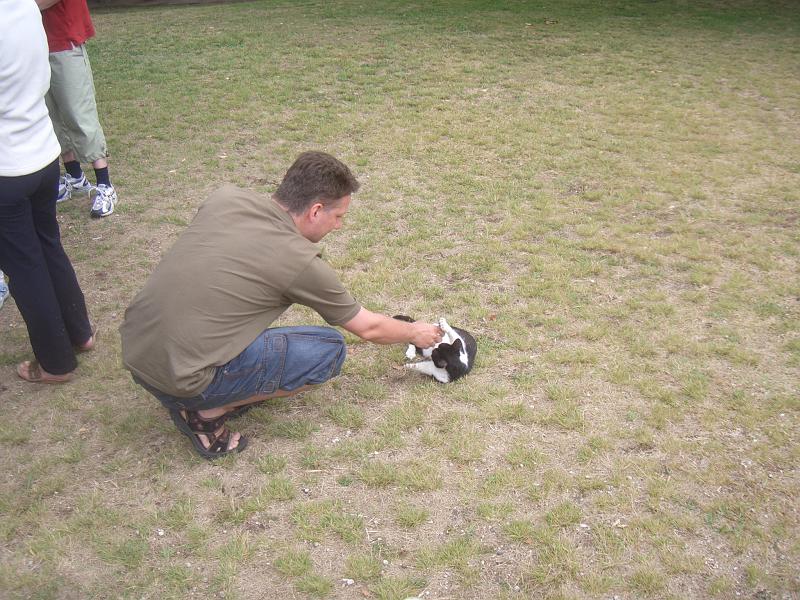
[16,360,73,384]
[169,409,247,459]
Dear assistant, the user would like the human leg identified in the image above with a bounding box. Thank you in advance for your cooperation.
[0,160,89,376]
[46,46,115,216]
[47,46,108,165]
[198,385,314,420]
[57,152,93,203]
[193,325,346,455]
[28,162,93,348]
[133,326,347,458]
[170,386,317,458]
[131,375,247,458]
[196,325,347,410]
[61,151,107,170]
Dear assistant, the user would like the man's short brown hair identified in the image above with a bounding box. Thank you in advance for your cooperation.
[274,151,360,214]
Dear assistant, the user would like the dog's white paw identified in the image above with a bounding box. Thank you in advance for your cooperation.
[405,344,416,360]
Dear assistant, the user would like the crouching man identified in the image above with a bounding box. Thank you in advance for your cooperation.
[120,151,442,458]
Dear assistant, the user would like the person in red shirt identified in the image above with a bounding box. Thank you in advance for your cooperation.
[37,0,118,218]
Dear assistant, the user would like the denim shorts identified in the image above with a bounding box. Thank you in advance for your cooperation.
[134,326,347,411]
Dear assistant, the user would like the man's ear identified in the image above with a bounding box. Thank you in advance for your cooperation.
[308,202,325,221]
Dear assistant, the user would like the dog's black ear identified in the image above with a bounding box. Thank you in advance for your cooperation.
[452,338,463,352]
[393,315,415,323]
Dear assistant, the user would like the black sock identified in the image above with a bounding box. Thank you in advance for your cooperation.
[94,167,111,187]
[65,161,83,179]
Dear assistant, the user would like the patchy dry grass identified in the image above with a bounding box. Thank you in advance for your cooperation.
[1,0,798,598]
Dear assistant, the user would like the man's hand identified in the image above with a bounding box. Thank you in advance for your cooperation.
[343,308,443,346]
[409,321,443,349]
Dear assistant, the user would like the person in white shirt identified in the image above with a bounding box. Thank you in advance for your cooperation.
[0,0,95,383]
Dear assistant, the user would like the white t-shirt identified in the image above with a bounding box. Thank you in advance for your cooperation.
[0,0,62,177]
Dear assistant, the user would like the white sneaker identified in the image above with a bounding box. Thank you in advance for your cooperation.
[57,173,93,203]
[90,184,116,218]
[57,177,72,203]
[0,279,9,311]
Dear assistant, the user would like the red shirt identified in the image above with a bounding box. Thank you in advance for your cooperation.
[41,0,95,52]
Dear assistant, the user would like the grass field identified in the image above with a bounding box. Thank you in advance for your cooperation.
[1,1,798,598]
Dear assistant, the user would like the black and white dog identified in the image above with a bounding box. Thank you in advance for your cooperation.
[393,315,477,383]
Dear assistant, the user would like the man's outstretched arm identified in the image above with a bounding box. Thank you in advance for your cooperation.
[342,308,442,348]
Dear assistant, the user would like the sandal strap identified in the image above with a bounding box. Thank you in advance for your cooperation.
[184,412,239,453]
[27,361,43,381]
[205,427,237,454]
[185,411,228,434]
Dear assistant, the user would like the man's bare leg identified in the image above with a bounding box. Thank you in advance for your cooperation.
[61,150,108,171]
[193,386,314,450]
[198,385,313,420]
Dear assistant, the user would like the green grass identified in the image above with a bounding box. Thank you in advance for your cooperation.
[291,500,364,545]
[273,549,313,577]
[394,502,429,529]
[345,550,383,581]
[1,0,798,598]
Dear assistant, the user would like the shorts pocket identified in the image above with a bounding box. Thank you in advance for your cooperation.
[201,338,266,402]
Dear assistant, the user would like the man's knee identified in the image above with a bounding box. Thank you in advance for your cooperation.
[308,327,347,381]
[280,326,347,389]
[327,329,347,377]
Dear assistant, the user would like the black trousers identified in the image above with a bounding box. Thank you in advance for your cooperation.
[0,159,92,375]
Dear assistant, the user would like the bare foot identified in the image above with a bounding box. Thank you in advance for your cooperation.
[196,426,243,452]
[16,360,73,384]
[76,335,94,353]
[76,328,97,353]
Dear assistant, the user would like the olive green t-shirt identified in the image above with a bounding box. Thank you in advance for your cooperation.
[120,185,361,397]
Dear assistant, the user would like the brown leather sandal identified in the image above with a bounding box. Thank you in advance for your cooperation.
[169,409,248,459]
[16,360,73,384]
